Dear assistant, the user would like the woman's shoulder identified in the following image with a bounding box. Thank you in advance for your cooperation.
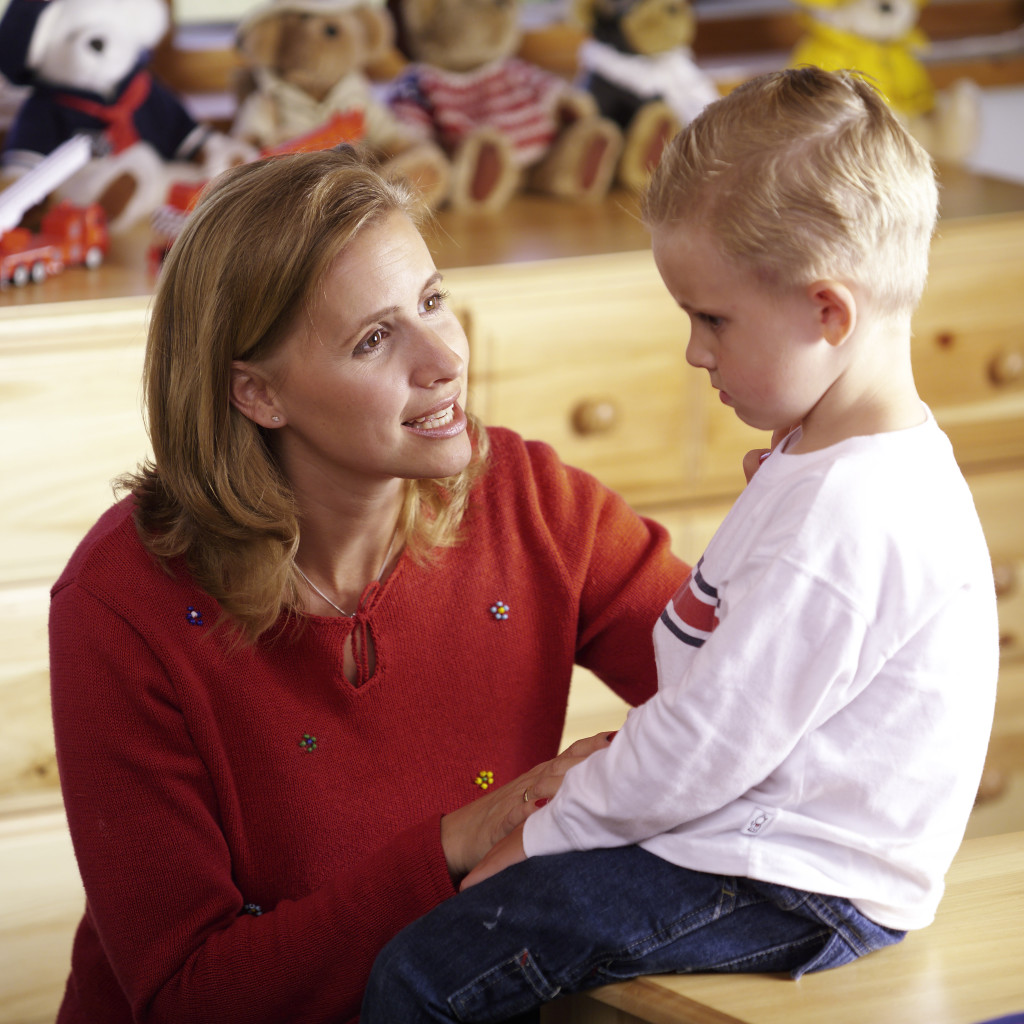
[482,425,602,495]
[52,497,139,592]
[477,424,644,538]
[51,496,194,608]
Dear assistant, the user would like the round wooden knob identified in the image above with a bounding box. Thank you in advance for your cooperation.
[571,398,618,436]
[988,349,1024,386]
[993,562,1017,599]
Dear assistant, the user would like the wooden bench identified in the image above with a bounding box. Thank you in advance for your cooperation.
[542,831,1024,1024]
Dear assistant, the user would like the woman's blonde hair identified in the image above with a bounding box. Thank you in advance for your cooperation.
[124,147,489,644]
[642,66,939,315]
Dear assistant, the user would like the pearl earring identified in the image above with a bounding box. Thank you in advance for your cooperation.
[271,415,281,423]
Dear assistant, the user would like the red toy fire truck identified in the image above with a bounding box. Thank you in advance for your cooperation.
[0,133,110,287]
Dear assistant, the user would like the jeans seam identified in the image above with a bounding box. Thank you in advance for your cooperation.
[568,879,764,985]
[699,929,832,973]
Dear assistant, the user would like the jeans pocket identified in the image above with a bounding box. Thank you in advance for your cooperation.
[449,948,561,1023]
[790,929,861,978]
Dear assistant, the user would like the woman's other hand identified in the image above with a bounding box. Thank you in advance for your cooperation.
[743,426,795,482]
[440,731,615,881]
[460,823,526,890]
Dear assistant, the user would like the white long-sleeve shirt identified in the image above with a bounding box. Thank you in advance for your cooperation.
[525,412,998,930]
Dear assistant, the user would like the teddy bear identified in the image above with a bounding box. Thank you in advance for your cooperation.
[385,0,624,212]
[0,0,258,234]
[230,0,451,209]
[790,0,980,163]
[571,0,720,193]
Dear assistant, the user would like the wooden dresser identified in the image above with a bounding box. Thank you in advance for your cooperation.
[1,169,1023,1023]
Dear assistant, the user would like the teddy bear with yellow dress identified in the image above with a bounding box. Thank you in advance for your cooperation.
[790,0,979,163]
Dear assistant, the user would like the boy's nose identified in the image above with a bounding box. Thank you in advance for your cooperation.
[685,332,714,371]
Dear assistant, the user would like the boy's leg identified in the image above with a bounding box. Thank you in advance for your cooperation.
[361,846,900,1023]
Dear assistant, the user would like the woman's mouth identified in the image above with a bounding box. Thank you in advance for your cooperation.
[404,403,456,429]
[402,401,467,438]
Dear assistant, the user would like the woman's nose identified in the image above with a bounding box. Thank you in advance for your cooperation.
[412,327,465,386]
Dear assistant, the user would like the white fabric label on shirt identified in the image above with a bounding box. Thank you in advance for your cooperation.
[743,809,774,836]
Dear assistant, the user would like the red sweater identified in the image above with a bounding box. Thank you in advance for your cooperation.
[49,428,688,1024]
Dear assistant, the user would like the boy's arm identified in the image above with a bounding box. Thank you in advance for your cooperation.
[523,556,873,857]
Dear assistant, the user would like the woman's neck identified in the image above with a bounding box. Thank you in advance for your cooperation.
[294,485,406,614]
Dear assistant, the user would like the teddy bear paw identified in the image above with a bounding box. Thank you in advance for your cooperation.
[618,100,681,194]
[448,128,521,213]
[528,117,623,203]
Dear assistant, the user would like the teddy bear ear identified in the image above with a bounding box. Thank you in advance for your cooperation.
[354,4,397,62]
[568,0,601,32]
[0,0,61,84]
[395,0,440,42]
[236,16,283,67]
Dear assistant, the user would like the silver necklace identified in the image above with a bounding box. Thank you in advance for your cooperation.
[295,530,398,617]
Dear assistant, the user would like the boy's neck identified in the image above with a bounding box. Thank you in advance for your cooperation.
[790,320,925,454]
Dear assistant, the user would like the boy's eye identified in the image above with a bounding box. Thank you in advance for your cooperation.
[697,313,724,330]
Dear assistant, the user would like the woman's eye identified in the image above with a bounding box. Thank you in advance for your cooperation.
[422,289,449,313]
[356,328,385,354]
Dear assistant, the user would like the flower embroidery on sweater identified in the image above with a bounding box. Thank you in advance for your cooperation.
[489,601,510,620]
[474,770,494,790]
[186,606,204,626]
[299,734,318,753]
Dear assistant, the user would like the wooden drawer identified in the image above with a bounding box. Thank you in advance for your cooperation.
[0,806,83,1024]
[449,252,692,507]
[912,214,1024,468]
[0,585,55,801]
[0,298,151,587]
[968,466,1024,663]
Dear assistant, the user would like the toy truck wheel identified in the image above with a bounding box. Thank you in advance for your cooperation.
[30,260,48,284]
[11,264,30,287]
[84,246,105,270]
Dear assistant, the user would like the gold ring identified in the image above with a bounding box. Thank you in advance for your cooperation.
[523,788,530,803]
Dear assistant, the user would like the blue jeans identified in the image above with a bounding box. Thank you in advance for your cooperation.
[361,847,905,1024]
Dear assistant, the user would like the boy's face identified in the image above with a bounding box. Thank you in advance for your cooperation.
[651,223,836,434]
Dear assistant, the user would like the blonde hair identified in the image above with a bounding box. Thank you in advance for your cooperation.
[125,147,489,644]
[642,67,939,315]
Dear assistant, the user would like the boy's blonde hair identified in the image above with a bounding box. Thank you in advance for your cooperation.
[642,66,939,315]
[124,147,488,644]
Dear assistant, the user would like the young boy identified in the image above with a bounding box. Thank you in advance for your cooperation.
[360,67,999,1023]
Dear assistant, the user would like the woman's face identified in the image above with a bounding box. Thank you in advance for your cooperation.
[247,211,472,499]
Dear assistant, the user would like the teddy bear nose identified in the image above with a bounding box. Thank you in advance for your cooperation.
[879,1,893,12]
[88,37,105,54]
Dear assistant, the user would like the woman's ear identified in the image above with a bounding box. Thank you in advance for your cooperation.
[808,281,856,347]
[230,361,284,428]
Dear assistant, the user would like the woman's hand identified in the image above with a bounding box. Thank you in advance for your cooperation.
[743,426,796,482]
[440,731,614,882]
[460,823,526,891]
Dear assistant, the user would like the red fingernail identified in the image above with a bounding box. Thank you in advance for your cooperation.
[759,451,771,464]
[535,798,549,807]
[606,732,617,742]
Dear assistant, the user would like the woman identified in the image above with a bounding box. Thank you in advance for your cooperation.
[48,146,688,1023]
